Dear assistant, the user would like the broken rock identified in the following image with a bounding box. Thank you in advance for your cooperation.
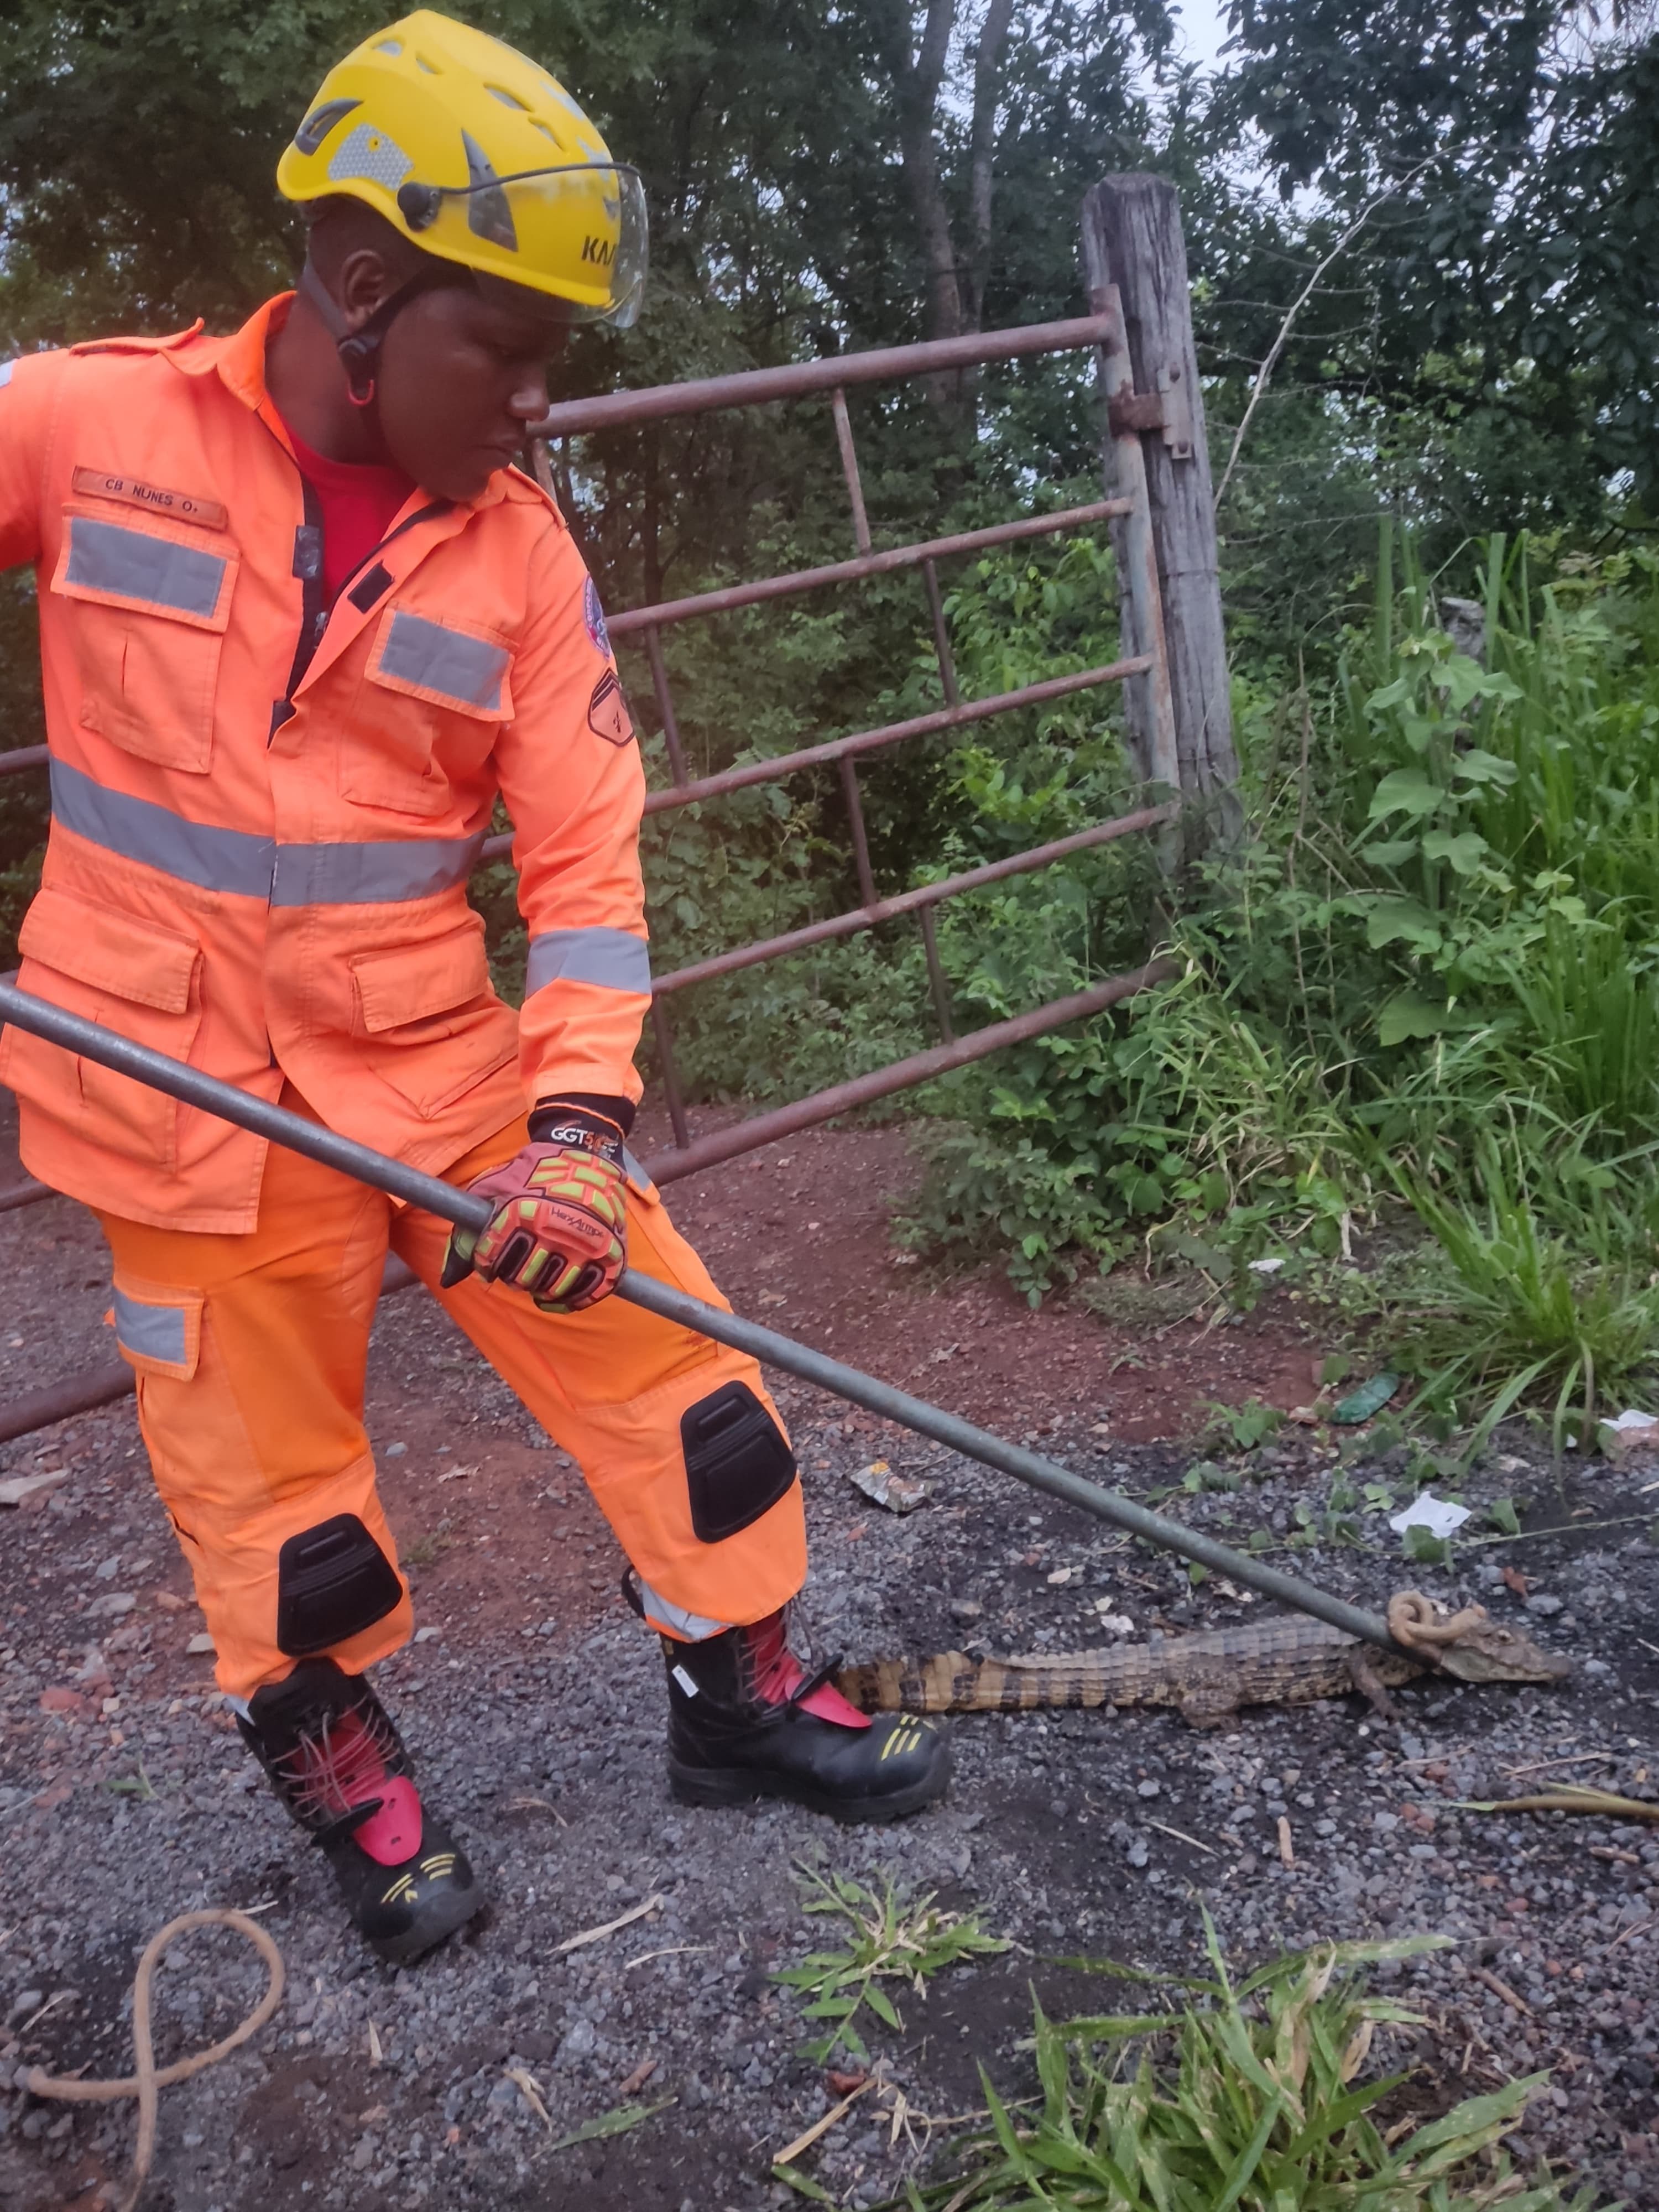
[0,1469,69,1508]
[847,1460,929,1515]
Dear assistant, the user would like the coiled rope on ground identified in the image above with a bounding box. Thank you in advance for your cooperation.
[20,1908,285,2212]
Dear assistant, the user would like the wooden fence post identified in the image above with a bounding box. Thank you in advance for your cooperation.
[1082,175,1240,848]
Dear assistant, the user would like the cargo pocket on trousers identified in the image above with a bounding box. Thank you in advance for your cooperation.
[110,1280,202,1382]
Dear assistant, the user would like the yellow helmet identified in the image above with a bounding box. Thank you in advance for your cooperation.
[276,10,647,327]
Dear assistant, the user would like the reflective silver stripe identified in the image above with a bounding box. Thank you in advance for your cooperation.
[0,361,14,388]
[65,514,227,620]
[50,758,275,895]
[112,1288,186,1366]
[53,759,483,905]
[379,610,508,712]
[270,833,485,907]
[635,1579,728,1644]
[525,926,650,997]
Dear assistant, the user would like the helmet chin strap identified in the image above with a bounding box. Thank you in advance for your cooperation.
[297,257,443,408]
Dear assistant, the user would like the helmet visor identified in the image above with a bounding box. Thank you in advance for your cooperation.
[401,160,649,328]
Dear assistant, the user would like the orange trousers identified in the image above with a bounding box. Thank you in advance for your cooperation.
[96,1103,806,1698]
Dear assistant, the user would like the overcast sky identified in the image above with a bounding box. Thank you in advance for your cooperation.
[1171,0,1234,70]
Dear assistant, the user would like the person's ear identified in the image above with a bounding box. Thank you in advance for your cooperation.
[336,248,399,332]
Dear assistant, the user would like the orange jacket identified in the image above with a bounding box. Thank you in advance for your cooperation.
[0,295,649,1231]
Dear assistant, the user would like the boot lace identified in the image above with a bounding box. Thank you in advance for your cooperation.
[746,1609,841,1709]
[274,1700,399,1827]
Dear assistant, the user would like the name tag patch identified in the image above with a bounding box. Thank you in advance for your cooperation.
[588,669,634,746]
[71,465,228,533]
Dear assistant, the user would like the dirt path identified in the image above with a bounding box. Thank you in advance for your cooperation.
[634,1104,1321,1442]
[1,1099,1656,2209]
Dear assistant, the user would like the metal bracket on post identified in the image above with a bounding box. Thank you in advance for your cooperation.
[1105,364,1193,461]
[1155,363,1194,461]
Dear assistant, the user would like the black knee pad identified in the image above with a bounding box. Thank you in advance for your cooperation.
[275,1514,403,1656]
[681,1382,797,1543]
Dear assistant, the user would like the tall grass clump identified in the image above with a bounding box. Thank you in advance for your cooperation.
[927,1923,1610,2212]
[902,529,1659,1426]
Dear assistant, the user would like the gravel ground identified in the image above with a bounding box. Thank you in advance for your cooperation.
[1,1222,1657,2208]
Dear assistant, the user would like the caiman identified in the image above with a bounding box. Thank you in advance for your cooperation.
[837,1608,1572,1728]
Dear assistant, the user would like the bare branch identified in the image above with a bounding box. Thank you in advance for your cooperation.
[1213,162,1433,514]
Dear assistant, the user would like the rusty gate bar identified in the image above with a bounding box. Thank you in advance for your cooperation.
[0,503,1133,785]
[534,312,1114,439]
[4,302,1180,1273]
[830,388,872,555]
[606,500,1129,640]
[1,1361,133,1444]
[649,995,691,1150]
[642,625,690,786]
[917,907,953,1040]
[839,757,878,908]
[0,651,1150,807]
[921,559,959,706]
[643,959,1177,1186]
[650,802,1177,997]
[638,659,1150,817]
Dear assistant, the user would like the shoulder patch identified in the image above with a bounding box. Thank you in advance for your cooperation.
[588,669,634,747]
[582,574,612,661]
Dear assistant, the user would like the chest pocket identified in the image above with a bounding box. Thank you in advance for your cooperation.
[50,509,237,774]
[342,604,514,819]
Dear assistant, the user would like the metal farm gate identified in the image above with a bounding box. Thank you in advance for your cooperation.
[0,176,1230,1441]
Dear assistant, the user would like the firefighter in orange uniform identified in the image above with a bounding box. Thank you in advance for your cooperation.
[0,11,947,1963]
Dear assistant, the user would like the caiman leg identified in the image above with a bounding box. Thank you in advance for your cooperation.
[1348,1648,1401,1723]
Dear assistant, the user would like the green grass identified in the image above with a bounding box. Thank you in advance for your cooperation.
[773,1864,1009,2068]
[892,528,1659,1440]
[907,1921,1611,2212]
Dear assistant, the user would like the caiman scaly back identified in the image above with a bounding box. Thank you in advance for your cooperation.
[837,1609,1571,1728]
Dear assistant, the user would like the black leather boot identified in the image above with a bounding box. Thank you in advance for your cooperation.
[239,1658,481,1966]
[660,1607,951,1822]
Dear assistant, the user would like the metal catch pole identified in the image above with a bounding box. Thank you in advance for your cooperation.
[0,981,1405,1655]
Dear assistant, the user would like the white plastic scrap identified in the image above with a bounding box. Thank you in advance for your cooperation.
[1387,1491,1472,1540]
[1247,1255,1286,1275]
[847,1459,930,1515]
[1600,1408,1659,1451]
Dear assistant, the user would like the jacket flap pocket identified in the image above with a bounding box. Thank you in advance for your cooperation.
[51,509,236,633]
[351,925,491,1033]
[19,886,200,1014]
[367,606,513,721]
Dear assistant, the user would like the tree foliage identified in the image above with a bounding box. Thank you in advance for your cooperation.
[1220,0,1659,507]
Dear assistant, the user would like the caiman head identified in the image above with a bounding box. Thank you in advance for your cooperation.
[1433,1619,1574,1685]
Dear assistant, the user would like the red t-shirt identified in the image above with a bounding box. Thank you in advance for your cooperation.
[280,421,417,604]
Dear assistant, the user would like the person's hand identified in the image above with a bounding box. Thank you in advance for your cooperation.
[440,1106,627,1312]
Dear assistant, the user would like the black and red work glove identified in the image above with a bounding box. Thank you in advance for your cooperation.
[440,1102,629,1313]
